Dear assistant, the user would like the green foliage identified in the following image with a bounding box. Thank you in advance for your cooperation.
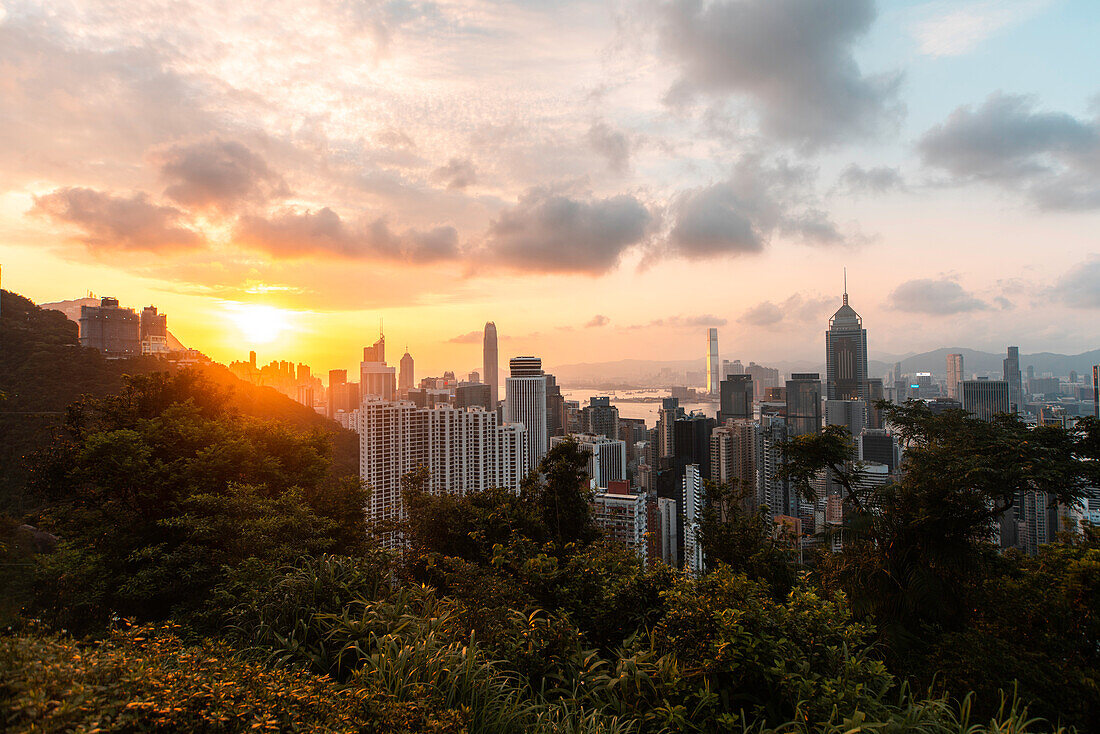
[0,623,467,733]
[522,438,600,549]
[651,567,893,728]
[26,372,369,632]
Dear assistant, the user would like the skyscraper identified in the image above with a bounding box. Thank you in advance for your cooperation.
[825,280,868,401]
[506,356,549,472]
[960,379,1010,422]
[360,333,396,400]
[785,373,822,436]
[718,374,753,423]
[483,322,499,408]
[706,328,720,396]
[1003,347,1023,412]
[825,399,867,439]
[1094,365,1099,418]
[399,349,414,392]
[945,353,963,400]
[580,396,619,438]
[551,433,626,488]
[682,464,704,576]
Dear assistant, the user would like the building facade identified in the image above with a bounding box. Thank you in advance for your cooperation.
[505,356,549,472]
[825,289,868,401]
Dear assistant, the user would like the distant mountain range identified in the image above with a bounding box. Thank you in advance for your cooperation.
[550,347,1100,386]
[41,297,188,350]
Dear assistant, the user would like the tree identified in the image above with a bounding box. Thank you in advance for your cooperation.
[521,438,599,550]
[27,372,367,631]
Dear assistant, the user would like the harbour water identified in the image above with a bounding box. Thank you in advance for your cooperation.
[561,387,717,428]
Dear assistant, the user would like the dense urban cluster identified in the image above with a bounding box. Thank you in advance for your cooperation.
[2,287,1099,733]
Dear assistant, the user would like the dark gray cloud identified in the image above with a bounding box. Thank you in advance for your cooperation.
[668,156,845,259]
[448,330,483,344]
[889,278,987,315]
[431,158,477,190]
[484,188,652,275]
[32,187,204,253]
[918,92,1100,209]
[836,164,905,195]
[586,314,610,328]
[660,0,901,148]
[152,138,288,211]
[236,207,459,262]
[1054,257,1100,309]
[738,292,834,327]
[587,121,630,173]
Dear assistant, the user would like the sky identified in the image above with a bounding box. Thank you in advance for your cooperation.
[1,0,1098,378]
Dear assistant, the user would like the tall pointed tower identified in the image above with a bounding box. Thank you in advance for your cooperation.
[825,271,868,401]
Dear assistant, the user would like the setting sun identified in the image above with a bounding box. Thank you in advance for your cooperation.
[224,303,291,345]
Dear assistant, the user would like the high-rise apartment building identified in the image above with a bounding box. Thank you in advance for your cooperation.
[825,286,867,401]
[710,423,757,504]
[483,322,499,408]
[756,415,792,517]
[399,350,414,392]
[718,374,753,423]
[785,373,822,436]
[361,334,396,400]
[1003,347,1023,412]
[592,482,648,562]
[455,382,492,411]
[706,328,720,396]
[682,464,704,576]
[858,429,898,473]
[506,356,549,472]
[359,398,526,546]
[79,297,140,358]
[545,373,566,438]
[946,354,963,400]
[139,305,168,355]
[551,433,626,488]
[657,397,685,458]
[960,379,1010,422]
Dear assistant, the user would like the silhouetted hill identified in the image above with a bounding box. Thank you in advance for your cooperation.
[1,289,357,514]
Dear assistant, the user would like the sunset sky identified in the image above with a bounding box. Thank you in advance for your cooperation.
[1,0,1098,378]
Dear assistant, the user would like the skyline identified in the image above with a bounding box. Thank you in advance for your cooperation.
[2,0,1099,375]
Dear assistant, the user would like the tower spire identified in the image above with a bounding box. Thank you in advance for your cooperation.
[843,267,848,306]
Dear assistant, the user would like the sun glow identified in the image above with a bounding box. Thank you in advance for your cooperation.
[224,303,292,345]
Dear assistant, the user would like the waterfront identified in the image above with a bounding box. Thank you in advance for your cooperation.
[561,387,716,427]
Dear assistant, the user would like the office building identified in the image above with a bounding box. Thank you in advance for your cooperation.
[455,382,492,411]
[960,379,1010,422]
[79,297,140,358]
[825,399,867,439]
[553,433,626,489]
[718,374,753,423]
[581,396,620,438]
[859,429,898,473]
[657,397,685,458]
[483,322,499,408]
[1094,365,1099,419]
[673,413,716,480]
[825,284,868,401]
[723,359,745,377]
[592,482,648,562]
[706,328,720,396]
[359,399,526,546]
[361,334,396,400]
[1003,347,1023,412]
[545,373,566,438]
[506,356,549,471]
[399,350,414,393]
[786,373,822,437]
[946,354,963,400]
[710,422,758,508]
[653,496,678,568]
[864,378,884,429]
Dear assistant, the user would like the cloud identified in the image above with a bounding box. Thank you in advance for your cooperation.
[235,207,460,262]
[1054,257,1100,309]
[738,292,834,327]
[836,164,905,195]
[431,158,477,190]
[918,92,1100,209]
[586,314,610,328]
[668,156,846,259]
[912,0,1052,58]
[483,188,652,275]
[151,138,288,211]
[448,330,483,344]
[587,121,630,173]
[889,278,988,314]
[659,0,901,147]
[31,187,205,253]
